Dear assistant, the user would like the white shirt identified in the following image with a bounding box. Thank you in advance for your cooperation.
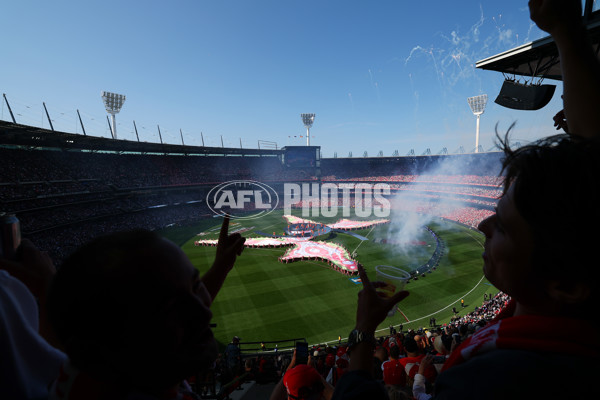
[0,270,66,399]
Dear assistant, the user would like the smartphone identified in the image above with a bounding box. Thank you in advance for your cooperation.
[432,355,446,363]
[295,341,309,364]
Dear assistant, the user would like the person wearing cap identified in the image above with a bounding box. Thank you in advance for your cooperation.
[284,364,328,400]
[270,349,334,400]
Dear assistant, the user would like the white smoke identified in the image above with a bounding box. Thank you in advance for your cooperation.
[384,154,500,259]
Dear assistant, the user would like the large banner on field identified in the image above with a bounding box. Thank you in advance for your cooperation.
[194,215,390,276]
[283,215,389,231]
[279,241,358,274]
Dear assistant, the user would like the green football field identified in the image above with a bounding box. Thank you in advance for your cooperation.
[159,209,496,350]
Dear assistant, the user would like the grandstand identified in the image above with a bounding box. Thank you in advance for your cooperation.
[0,119,502,261]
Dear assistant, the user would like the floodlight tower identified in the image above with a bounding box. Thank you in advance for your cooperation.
[467,94,487,153]
[101,91,126,139]
[301,113,315,146]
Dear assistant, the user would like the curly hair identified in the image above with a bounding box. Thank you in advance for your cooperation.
[497,128,600,296]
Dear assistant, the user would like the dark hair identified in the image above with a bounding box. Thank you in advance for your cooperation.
[498,130,600,295]
[389,344,401,359]
[403,337,418,354]
[47,229,206,389]
[48,229,162,348]
[441,334,453,353]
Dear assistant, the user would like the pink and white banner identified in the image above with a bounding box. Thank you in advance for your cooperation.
[194,236,309,248]
[283,215,389,230]
[327,218,389,230]
[195,216,392,276]
[279,241,358,274]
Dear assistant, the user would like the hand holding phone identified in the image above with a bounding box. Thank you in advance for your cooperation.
[295,342,309,365]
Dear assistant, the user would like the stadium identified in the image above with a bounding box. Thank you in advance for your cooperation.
[0,114,504,395]
[2,1,600,399]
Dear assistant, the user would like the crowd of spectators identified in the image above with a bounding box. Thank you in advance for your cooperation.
[0,147,288,191]
[436,206,494,228]
[385,182,501,199]
[1,144,499,267]
[26,203,213,263]
[201,291,509,399]
[320,152,503,181]
[323,174,502,187]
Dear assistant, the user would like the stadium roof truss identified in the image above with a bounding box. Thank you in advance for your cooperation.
[0,120,282,157]
[476,2,600,83]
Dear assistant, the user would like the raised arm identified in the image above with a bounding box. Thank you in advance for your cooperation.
[201,215,246,301]
[529,0,600,138]
[348,264,409,374]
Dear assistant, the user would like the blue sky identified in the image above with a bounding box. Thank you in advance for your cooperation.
[1,0,565,157]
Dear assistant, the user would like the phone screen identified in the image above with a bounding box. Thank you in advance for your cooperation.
[296,342,309,364]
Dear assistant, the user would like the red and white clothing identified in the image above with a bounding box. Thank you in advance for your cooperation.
[433,300,598,399]
[399,355,437,382]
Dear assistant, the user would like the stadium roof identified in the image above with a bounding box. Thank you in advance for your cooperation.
[0,120,281,157]
[476,2,600,81]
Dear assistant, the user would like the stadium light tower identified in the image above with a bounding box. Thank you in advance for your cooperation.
[301,113,315,146]
[101,91,126,139]
[467,94,487,153]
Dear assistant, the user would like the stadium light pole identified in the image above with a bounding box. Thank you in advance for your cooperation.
[101,91,126,139]
[301,113,315,146]
[467,94,487,153]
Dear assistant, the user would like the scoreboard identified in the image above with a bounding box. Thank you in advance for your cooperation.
[281,146,320,169]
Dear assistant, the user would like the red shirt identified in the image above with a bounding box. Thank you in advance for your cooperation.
[382,359,406,386]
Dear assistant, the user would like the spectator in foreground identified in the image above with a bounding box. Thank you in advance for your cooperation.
[332,2,600,397]
[0,240,66,400]
[46,216,245,400]
[334,138,600,400]
[335,141,600,400]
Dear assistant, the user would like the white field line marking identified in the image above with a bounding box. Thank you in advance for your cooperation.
[397,228,485,323]
[352,225,376,253]
[396,274,486,325]
[315,226,487,347]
